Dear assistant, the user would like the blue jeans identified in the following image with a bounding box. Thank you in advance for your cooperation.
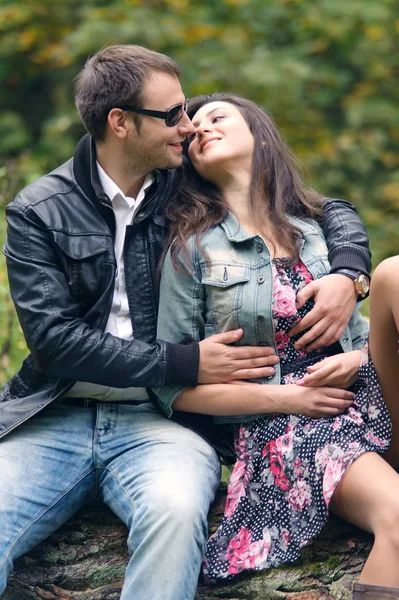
[0,401,220,600]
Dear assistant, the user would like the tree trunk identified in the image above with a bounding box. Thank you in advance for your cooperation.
[3,487,370,600]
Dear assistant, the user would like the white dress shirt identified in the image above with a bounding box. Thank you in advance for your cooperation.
[66,163,154,401]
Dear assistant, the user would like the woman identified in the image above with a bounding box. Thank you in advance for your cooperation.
[155,93,399,599]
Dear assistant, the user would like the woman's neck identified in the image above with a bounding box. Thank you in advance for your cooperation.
[218,172,257,234]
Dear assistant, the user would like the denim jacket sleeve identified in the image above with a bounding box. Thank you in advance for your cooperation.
[154,242,203,416]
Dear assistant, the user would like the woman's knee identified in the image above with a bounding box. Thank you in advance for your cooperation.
[373,501,399,548]
[372,257,399,294]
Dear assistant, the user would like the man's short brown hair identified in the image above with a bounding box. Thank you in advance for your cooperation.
[75,44,181,141]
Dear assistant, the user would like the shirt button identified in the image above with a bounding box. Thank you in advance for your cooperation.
[256,243,263,253]
[257,276,265,284]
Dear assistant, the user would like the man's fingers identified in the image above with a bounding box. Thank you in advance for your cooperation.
[289,309,321,337]
[305,324,342,352]
[295,282,315,309]
[293,319,329,349]
[209,328,243,344]
[228,345,277,360]
[232,366,276,380]
[233,355,279,369]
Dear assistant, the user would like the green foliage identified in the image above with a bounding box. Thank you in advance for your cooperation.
[0,0,398,376]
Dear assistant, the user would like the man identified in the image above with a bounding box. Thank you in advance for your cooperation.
[0,45,371,599]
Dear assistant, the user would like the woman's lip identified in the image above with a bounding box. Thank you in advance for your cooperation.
[200,137,221,152]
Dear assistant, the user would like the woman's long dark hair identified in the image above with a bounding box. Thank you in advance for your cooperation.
[166,93,324,269]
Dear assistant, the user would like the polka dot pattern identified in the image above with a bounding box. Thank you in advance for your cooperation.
[203,259,391,582]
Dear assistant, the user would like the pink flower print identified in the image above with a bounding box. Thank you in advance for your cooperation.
[323,458,346,506]
[348,441,361,451]
[281,528,291,543]
[225,460,247,518]
[235,427,250,458]
[226,527,252,575]
[364,430,390,448]
[294,262,313,286]
[273,282,297,318]
[246,534,271,569]
[266,440,290,491]
[332,418,341,431]
[368,405,381,420]
[275,330,290,351]
[346,407,364,426]
[283,372,301,384]
[279,528,292,552]
[276,432,294,456]
[288,477,312,511]
[293,457,304,478]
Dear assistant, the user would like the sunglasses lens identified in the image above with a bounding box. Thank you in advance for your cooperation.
[166,104,184,127]
[166,100,188,126]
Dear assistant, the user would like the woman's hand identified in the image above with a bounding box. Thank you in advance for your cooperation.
[295,351,361,389]
[274,384,355,419]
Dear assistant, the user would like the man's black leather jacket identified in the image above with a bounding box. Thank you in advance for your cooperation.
[0,134,371,442]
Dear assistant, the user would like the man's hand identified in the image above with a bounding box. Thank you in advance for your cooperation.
[295,351,361,389]
[288,274,357,352]
[275,384,355,419]
[198,329,279,384]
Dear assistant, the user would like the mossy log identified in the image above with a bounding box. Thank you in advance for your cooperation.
[3,487,370,600]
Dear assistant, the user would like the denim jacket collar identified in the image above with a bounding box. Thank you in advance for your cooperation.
[220,210,321,243]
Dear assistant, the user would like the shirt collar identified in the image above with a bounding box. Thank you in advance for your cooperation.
[96,161,154,208]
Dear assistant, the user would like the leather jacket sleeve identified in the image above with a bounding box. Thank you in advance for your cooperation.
[4,203,198,389]
[321,198,371,277]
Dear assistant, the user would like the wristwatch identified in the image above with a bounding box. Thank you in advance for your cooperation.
[337,269,370,299]
[354,273,370,298]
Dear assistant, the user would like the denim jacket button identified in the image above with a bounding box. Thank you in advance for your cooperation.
[257,315,265,321]
[256,243,263,253]
[257,276,265,284]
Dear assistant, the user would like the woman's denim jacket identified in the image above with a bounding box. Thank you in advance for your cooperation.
[155,212,369,424]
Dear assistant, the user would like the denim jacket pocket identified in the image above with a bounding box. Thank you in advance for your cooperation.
[201,264,250,316]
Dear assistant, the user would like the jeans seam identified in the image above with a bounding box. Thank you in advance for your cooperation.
[0,467,96,573]
[103,467,138,515]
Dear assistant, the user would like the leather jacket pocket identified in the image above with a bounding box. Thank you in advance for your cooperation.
[51,232,112,309]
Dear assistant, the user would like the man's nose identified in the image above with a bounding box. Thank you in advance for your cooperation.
[178,112,195,134]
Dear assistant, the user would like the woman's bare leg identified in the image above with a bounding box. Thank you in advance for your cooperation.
[369,256,399,466]
[330,452,399,585]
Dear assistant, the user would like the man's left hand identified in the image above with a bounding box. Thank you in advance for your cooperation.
[288,274,357,352]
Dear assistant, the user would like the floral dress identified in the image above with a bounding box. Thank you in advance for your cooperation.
[203,258,391,581]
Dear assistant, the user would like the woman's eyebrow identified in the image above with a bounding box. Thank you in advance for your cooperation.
[192,107,223,128]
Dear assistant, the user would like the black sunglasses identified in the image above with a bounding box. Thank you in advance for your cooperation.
[118,98,189,127]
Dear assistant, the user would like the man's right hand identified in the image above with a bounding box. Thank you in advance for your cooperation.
[198,329,279,384]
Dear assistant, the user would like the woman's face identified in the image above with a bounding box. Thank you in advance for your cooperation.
[188,101,254,183]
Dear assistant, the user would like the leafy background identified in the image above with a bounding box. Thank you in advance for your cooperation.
[0,0,398,383]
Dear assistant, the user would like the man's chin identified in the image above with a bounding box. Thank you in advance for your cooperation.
[163,153,183,170]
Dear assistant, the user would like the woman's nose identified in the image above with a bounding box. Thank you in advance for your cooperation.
[196,124,211,136]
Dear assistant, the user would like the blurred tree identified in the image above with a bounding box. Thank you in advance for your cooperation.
[0,0,398,374]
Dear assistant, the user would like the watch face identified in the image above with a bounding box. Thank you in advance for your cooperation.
[356,274,369,297]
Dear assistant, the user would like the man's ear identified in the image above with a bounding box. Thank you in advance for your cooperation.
[107,108,133,139]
